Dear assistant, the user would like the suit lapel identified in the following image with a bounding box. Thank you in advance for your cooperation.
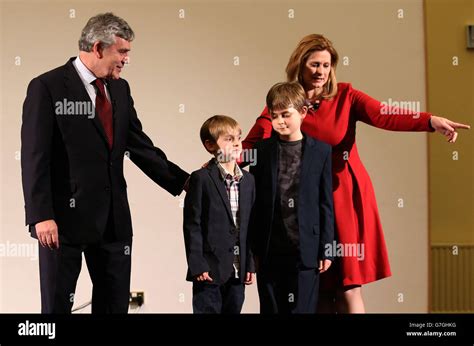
[299,134,314,195]
[238,172,250,229]
[106,80,120,154]
[64,58,110,152]
[208,161,234,223]
[269,137,278,208]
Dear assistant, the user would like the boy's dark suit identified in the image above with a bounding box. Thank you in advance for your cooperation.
[183,159,255,313]
[21,58,189,313]
[249,134,334,313]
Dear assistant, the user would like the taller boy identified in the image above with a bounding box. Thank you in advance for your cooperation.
[250,82,335,313]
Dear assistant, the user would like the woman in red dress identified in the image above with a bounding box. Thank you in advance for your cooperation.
[242,34,470,313]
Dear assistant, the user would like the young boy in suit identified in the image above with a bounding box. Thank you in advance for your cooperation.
[250,82,335,313]
[183,115,255,313]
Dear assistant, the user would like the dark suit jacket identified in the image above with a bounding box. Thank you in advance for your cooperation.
[183,159,256,284]
[21,58,189,244]
[249,134,335,269]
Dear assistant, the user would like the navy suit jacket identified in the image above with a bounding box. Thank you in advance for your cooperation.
[249,134,335,269]
[21,58,189,244]
[183,159,256,284]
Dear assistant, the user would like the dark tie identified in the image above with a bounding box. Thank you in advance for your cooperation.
[93,79,114,149]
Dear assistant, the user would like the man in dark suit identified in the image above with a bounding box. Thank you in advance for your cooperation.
[249,82,334,313]
[21,12,189,313]
[183,115,255,313]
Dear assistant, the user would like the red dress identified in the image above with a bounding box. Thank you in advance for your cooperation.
[243,83,433,288]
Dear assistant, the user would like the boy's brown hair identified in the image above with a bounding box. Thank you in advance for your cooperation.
[266,82,306,113]
[200,115,241,154]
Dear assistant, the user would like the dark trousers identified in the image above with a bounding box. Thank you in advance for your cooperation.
[257,256,320,314]
[37,214,132,314]
[192,277,245,314]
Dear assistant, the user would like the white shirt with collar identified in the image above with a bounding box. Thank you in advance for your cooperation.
[72,56,111,105]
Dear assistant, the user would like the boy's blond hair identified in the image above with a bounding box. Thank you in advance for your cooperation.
[200,115,241,154]
[266,82,306,113]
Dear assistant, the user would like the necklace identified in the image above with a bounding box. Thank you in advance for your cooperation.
[306,98,321,111]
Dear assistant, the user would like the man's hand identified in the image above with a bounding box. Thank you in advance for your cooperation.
[195,272,213,282]
[244,272,255,285]
[35,219,59,249]
[318,259,332,273]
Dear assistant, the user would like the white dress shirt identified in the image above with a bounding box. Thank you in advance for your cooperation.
[72,56,111,105]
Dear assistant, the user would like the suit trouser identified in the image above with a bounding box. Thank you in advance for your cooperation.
[192,276,245,314]
[37,213,132,314]
[257,255,320,314]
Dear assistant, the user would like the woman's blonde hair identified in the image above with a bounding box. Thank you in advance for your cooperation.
[286,34,339,99]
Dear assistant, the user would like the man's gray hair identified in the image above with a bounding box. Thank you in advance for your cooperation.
[78,12,135,52]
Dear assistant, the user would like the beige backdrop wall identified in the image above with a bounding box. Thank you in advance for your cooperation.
[1,0,431,312]
[425,0,473,312]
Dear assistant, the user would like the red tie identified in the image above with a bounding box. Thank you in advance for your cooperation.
[93,79,114,149]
